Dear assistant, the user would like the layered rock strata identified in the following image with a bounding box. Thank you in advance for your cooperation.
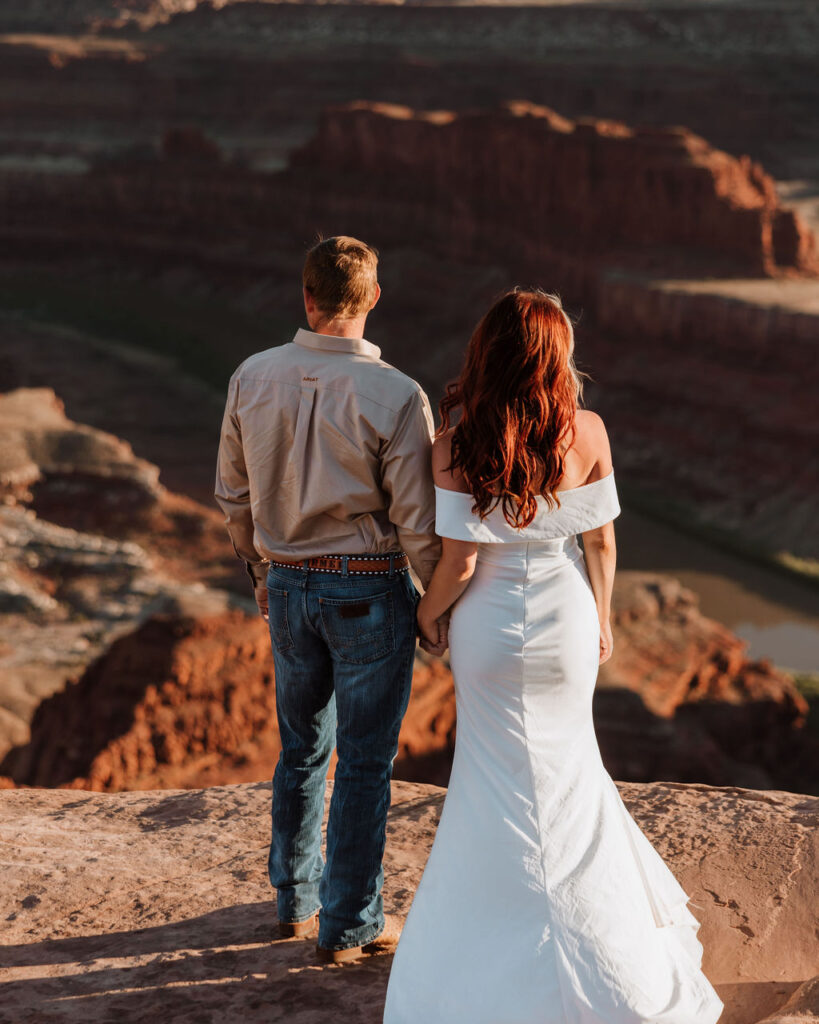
[4,567,813,795]
[2,96,817,567]
[0,387,248,767]
[1,387,815,795]
[1,609,277,791]
[291,101,816,277]
[2,102,813,278]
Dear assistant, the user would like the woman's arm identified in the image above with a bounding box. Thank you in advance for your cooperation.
[577,411,616,664]
[582,520,616,664]
[417,537,477,646]
[417,431,478,651]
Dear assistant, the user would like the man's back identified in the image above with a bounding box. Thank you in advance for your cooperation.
[215,327,440,587]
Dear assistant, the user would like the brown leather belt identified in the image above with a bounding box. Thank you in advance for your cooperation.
[268,552,409,575]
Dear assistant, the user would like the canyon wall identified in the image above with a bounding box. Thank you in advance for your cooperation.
[1,388,814,796]
[283,103,819,565]
[2,94,817,567]
[2,102,815,281]
[291,101,816,277]
[0,386,247,771]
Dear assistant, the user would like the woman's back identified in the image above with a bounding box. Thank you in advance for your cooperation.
[385,286,722,1024]
[433,406,613,499]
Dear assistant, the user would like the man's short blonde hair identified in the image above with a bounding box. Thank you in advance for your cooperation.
[303,236,379,319]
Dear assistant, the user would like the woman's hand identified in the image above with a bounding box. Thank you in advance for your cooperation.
[599,619,614,664]
[417,597,441,644]
[418,600,449,657]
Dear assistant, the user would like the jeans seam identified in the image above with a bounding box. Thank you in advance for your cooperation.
[301,585,323,640]
[267,584,295,651]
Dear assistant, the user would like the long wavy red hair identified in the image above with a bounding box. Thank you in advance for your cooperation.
[438,288,584,528]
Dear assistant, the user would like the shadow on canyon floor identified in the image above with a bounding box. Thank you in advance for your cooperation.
[0,902,802,1024]
[0,912,395,1024]
[1,901,281,970]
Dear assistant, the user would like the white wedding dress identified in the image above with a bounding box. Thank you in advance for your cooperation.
[384,472,723,1024]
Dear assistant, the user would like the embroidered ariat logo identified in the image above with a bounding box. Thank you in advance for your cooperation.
[303,376,319,382]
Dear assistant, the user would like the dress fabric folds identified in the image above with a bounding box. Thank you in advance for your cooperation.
[383,473,723,1024]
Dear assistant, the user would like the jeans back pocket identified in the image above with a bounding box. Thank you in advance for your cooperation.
[318,590,395,664]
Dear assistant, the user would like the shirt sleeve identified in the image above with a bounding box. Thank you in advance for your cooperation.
[214,377,267,587]
[379,387,442,589]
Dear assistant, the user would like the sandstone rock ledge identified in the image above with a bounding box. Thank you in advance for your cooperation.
[1,781,817,1024]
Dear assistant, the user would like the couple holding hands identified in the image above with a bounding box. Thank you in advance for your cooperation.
[215,236,722,1023]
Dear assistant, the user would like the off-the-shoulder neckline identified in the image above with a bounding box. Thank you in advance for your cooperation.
[434,470,615,498]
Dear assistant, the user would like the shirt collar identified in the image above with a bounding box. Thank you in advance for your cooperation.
[293,328,381,360]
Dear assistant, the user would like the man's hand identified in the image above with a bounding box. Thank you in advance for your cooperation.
[254,583,269,622]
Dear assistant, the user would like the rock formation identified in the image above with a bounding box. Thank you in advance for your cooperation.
[1,608,278,791]
[597,575,814,790]
[1,779,816,1024]
[0,388,812,794]
[2,87,817,566]
[279,102,819,565]
[0,315,235,508]
[0,387,249,770]
[0,386,162,529]
[291,101,816,277]
[3,100,814,280]
[757,978,819,1024]
[0,385,236,575]
[4,562,813,795]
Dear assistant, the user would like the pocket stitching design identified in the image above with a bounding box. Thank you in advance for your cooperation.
[318,591,395,664]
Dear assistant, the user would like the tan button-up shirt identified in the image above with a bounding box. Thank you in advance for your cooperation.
[214,328,441,588]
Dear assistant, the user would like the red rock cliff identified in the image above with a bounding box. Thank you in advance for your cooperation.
[291,101,817,277]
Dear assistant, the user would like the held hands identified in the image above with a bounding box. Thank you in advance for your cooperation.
[417,599,450,658]
[257,577,450,654]
[599,618,614,664]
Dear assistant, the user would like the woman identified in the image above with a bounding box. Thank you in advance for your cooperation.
[383,289,723,1023]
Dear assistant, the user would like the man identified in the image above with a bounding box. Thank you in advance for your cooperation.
[215,236,441,964]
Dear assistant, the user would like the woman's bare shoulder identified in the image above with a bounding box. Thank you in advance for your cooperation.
[574,408,608,438]
[571,410,612,482]
[432,428,471,493]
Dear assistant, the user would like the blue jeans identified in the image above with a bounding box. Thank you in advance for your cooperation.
[266,560,418,950]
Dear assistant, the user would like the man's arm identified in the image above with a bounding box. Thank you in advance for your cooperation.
[214,377,268,592]
[379,387,442,590]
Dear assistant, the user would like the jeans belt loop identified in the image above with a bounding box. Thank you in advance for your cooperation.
[388,553,395,579]
[342,555,349,577]
[301,559,309,572]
